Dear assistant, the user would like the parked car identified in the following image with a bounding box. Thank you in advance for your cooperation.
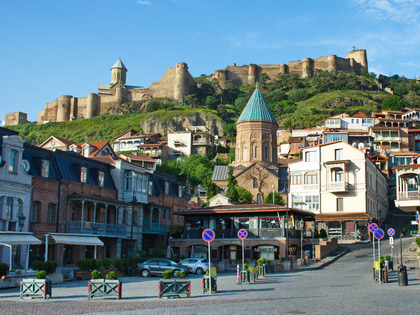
[136,259,191,277]
[180,258,214,274]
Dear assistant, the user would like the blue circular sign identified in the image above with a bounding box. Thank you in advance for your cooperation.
[369,223,378,233]
[238,229,248,239]
[387,228,395,237]
[202,229,215,242]
[374,228,385,240]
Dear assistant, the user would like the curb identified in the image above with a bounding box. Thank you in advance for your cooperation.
[292,249,350,271]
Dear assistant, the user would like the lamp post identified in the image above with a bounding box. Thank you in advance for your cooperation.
[17,213,26,232]
[272,184,275,204]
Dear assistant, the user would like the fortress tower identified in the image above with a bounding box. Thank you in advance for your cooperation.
[111,58,127,85]
[233,88,278,168]
[346,49,368,71]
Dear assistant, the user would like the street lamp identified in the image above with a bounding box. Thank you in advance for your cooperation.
[17,213,26,232]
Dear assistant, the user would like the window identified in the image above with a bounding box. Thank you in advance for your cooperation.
[243,146,247,160]
[257,194,262,204]
[332,169,344,182]
[305,172,318,184]
[305,151,316,162]
[253,178,258,188]
[196,147,201,154]
[41,160,50,178]
[47,203,55,224]
[133,210,138,225]
[9,150,18,173]
[82,147,89,157]
[291,174,302,185]
[334,149,343,160]
[98,171,105,187]
[164,181,169,195]
[264,145,269,160]
[149,181,153,195]
[305,195,320,211]
[125,172,133,191]
[31,202,40,222]
[337,198,343,211]
[6,197,13,220]
[122,209,127,224]
[0,196,3,219]
[253,146,258,159]
[178,185,183,198]
[81,167,87,183]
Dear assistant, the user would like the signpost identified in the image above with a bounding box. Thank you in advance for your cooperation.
[368,223,378,272]
[202,229,215,294]
[387,228,395,260]
[238,229,248,271]
[374,228,385,283]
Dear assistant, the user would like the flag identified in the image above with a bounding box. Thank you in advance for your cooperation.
[277,212,282,228]
[290,214,295,228]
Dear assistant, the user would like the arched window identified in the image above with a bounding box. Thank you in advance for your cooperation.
[253,178,258,188]
[253,145,258,159]
[243,145,248,160]
[264,145,269,160]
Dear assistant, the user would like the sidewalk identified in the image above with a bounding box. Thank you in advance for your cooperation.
[292,248,349,271]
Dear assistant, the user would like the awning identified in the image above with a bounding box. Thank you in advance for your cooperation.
[0,232,42,245]
[315,212,370,222]
[49,233,104,246]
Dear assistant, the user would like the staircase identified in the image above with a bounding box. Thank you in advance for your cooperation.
[402,240,420,270]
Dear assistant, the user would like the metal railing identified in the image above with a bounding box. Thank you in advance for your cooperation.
[143,222,168,234]
[67,221,126,237]
[181,228,302,239]
[396,191,420,201]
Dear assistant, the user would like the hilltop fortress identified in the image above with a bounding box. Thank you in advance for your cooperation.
[29,49,367,125]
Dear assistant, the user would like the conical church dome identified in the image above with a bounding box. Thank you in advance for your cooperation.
[236,88,277,125]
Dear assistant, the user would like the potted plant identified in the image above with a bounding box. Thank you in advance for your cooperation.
[88,270,122,299]
[76,258,101,280]
[33,261,62,284]
[158,269,191,298]
[249,267,258,283]
[202,267,217,293]
[20,270,52,299]
[385,255,393,271]
[240,263,250,284]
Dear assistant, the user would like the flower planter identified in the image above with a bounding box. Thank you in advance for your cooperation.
[257,266,265,277]
[202,276,217,293]
[20,279,52,299]
[88,279,122,299]
[75,271,91,280]
[46,274,64,284]
[158,280,191,298]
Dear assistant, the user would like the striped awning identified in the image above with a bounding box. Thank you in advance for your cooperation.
[0,232,42,245]
[49,233,104,246]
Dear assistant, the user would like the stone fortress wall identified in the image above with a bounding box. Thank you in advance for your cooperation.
[213,49,368,87]
[37,62,197,124]
[30,49,367,125]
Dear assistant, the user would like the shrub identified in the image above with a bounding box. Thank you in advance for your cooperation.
[105,271,118,280]
[176,270,186,279]
[151,248,166,258]
[101,258,111,270]
[243,263,249,270]
[205,267,217,277]
[114,258,136,273]
[33,261,58,275]
[91,270,101,279]
[76,259,90,271]
[36,270,47,279]
[319,229,327,238]
[89,259,101,271]
[249,267,258,273]
[0,263,9,278]
[162,270,173,279]
[257,258,266,266]
[416,238,420,248]
[385,255,391,261]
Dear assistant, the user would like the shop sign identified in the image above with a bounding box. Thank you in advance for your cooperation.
[254,246,278,253]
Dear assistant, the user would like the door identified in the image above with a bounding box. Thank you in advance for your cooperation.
[147,260,161,274]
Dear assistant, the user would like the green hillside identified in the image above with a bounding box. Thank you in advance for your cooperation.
[8,107,221,145]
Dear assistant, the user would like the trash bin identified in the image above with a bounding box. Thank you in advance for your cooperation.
[398,265,408,286]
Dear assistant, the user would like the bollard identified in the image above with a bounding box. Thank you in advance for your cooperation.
[236,264,240,285]
[398,265,408,286]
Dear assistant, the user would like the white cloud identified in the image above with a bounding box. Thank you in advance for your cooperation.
[137,0,151,5]
[398,61,420,67]
[351,0,420,23]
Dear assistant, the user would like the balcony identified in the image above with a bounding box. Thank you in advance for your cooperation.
[180,228,302,240]
[67,221,126,237]
[123,191,148,204]
[395,191,420,212]
[327,182,348,192]
[193,140,212,146]
[143,222,168,235]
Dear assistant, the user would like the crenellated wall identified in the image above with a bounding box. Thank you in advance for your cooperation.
[213,49,368,86]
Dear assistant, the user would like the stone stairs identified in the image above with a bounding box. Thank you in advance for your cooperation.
[402,240,419,269]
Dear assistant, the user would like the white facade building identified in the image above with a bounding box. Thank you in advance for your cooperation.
[289,141,388,240]
[0,132,34,268]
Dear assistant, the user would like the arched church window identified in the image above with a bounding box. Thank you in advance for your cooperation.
[254,146,258,159]
[257,193,262,204]
[253,178,257,188]
[264,145,269,160]
[243,146,248,160]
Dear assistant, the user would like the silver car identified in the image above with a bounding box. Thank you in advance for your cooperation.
[180,258,213,275]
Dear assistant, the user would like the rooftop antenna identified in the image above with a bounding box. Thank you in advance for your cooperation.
[352,45,356,51]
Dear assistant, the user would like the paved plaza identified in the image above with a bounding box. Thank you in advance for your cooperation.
[0,241,419,315]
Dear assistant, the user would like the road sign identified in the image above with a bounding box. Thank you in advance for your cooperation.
[368,223,378,233]
[237,229,248,239]
[416,212,419,223]
[374,228,385,240]
[387,228,395,237]
[202,229,215,242]
[389,236,394,245]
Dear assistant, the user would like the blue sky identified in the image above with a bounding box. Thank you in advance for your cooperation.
[0,0,419,123]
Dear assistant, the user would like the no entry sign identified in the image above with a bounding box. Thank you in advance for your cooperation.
[237,229,248,239]
[387,228,395,237]
[368,223,378,233]
[202,229,215,242]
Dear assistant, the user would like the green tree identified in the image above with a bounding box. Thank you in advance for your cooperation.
[236,187,253,204]
[225,168,253,204]
[381,95,408,111]
[203,177,221,201]
[264,192,285,205]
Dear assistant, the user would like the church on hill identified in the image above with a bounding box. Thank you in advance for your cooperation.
[212,87,281,203]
